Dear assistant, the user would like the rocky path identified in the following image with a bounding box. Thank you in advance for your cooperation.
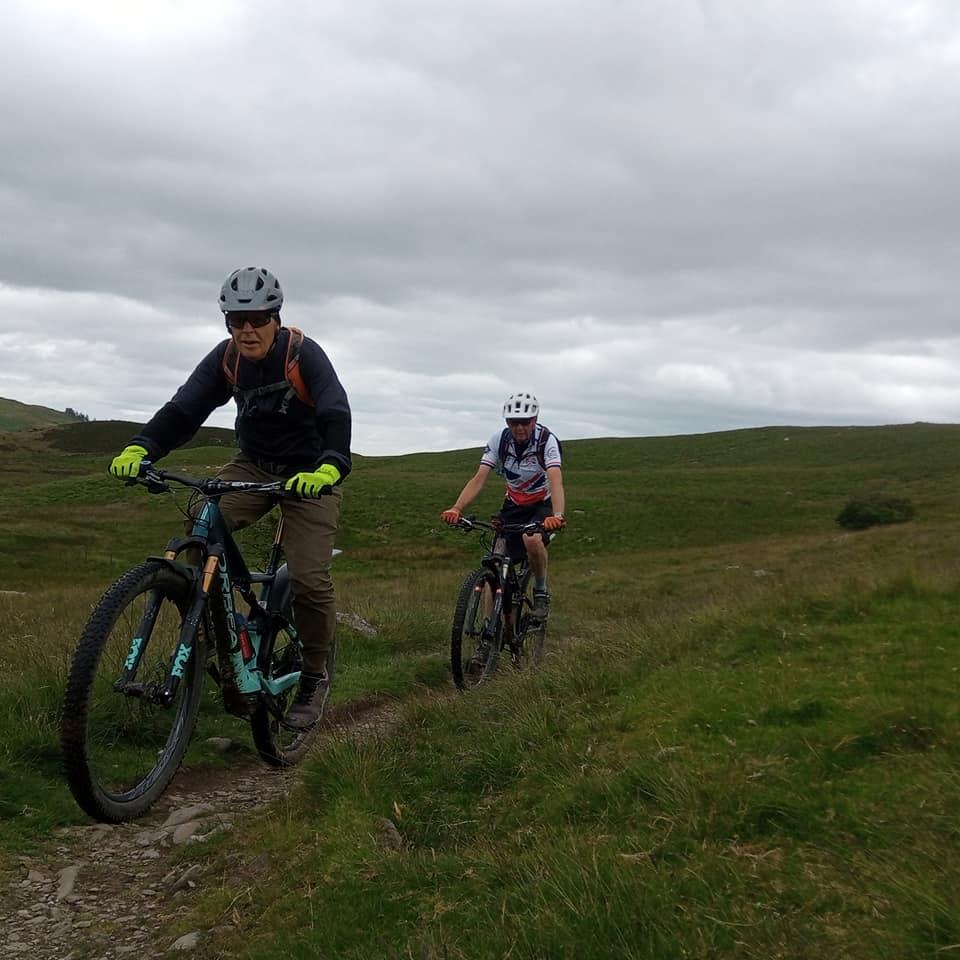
[1,699,399,959]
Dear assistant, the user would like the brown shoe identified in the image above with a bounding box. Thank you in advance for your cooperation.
[281,671,330,730]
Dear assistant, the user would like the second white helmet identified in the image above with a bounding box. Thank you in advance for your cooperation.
[503,392,539,418]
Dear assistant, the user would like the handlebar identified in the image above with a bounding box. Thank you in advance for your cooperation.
[130,465,299,499]
[454,517,544,535]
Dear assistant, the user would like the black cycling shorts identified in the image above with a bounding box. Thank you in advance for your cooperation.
[496,498,554,561]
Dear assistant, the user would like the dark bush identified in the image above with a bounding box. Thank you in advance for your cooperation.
[835,494,915,530]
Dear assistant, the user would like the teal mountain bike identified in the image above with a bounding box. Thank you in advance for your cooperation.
[61,465,334,822]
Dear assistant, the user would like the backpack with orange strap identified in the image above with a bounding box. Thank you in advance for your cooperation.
[221,326,314,412]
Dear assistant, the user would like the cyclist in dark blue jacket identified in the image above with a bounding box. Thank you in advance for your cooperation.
[109,267,350,730]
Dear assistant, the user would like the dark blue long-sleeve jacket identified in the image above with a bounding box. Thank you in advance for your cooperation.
[132,327,352,479]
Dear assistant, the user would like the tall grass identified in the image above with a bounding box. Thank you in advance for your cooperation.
[168,578,959,959]
[1,422,959,956]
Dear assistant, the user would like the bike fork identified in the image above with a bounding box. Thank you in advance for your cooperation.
[485,563,510,644]
[119,554,218,708]
[153,578,210,707]
[113,588,164,696]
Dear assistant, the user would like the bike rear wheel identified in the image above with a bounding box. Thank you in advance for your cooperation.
[61,561,206,822]
[451,567,500,690]
[514,568,546,665]
[250,602,334,767]
[511,568,546,667]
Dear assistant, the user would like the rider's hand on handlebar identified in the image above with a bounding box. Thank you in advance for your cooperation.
[285,464,341,498]
[542,514,566,532]
[441,508,462,525]
[109,444,149,479]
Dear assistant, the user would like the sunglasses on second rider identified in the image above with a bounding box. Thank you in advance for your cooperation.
[506,418,535,427]
[225,311,277,330]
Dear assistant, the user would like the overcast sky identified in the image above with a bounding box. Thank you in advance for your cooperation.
[1,0,958,456]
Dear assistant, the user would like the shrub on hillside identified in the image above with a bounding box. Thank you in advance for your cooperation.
[835,494,915,530]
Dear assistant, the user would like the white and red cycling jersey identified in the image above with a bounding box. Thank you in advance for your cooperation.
[480,423,562,506]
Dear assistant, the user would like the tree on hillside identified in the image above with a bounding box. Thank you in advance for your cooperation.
[64,407,91,422]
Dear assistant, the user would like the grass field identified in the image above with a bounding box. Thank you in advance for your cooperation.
[1,420,958,958]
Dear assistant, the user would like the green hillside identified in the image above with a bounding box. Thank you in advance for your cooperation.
[42,417,236,453]
[0,420,957,959]
[0,395,85,432]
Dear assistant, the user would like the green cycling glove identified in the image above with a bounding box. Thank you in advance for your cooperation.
[285,464,341,498]
[109,444,149,479]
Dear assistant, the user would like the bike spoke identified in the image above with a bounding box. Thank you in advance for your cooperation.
[250,611,330,767]
[62,563,205,821]
[451,569,499,690]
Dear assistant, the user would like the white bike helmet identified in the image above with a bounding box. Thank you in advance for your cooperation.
[503,392,539,418]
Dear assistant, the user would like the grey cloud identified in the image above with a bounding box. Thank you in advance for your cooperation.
[1,0,958,453]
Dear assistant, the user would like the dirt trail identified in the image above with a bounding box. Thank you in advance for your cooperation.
[1,697,400,959]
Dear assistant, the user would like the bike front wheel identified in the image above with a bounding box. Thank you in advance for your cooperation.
[61,561,206,822]
[250,603,334,768]
[451,567,500,690]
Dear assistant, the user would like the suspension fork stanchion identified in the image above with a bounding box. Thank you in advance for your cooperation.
[484,558,509,644]
[155,550,222,707]
[114,588,165,691]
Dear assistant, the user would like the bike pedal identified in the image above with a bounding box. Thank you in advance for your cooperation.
[221,689,258,718]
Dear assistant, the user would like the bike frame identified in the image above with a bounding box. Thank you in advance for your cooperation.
[460,518,541,651]
[114,469,301,710]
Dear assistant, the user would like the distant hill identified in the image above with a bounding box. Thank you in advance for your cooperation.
[47,419,237,453]
[0,396,87,432]
[0,417,236,454]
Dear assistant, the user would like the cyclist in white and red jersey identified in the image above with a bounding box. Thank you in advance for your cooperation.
[441,391,566,620]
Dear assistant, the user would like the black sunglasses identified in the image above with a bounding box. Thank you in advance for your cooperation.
[506,418,535,427]
[225,312,276,330]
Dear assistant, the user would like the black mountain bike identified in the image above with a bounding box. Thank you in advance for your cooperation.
[61,465,335,822]
[447,518,549,690]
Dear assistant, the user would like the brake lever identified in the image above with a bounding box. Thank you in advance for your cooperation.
[144,477,170,495]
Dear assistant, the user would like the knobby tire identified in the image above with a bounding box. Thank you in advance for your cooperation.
[61,561,205,822]
[250,602,332,768]
[450,567,500,690]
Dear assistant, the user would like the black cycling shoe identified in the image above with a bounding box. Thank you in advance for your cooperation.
[468,641,492,670]
[531,590,551,622]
